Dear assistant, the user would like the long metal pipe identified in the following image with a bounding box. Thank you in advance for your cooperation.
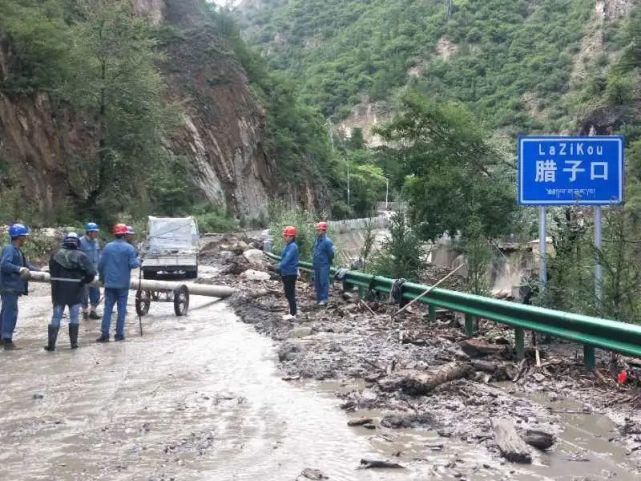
[27,271,235,299]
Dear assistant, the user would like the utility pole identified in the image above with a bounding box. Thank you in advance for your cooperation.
[446,0,453,19]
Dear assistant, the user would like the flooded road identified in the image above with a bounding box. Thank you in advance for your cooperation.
[1,284,639,480]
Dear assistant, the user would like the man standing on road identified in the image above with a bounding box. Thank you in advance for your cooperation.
[96,224,140,343]
[312,221,335,306]
[46,233,96,351]
[79,222,101,320]
[276,226,299,321]
[0,223,37,350]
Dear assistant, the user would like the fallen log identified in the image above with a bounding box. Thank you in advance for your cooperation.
[347,417,373,427]
[359,459,404,469]
[378,362,473,396]
[523,429,555,451]
[492,418,532,463]
[459,339,511,359]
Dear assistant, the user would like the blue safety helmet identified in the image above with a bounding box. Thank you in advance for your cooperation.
[63,232,80,249]
[85,222,99,233]
[8,223,30,239]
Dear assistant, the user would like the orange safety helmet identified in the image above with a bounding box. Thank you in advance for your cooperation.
[315,221,328,232]
[282,226,297,237]
[113,223,129,236]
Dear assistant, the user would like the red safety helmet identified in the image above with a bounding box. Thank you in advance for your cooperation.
[113,223,128,236]
[282,226,297,237]
[315,221,328,232]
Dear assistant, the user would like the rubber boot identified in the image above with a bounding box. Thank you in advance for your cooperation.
[44,325,59,352]
[69,324,79,349]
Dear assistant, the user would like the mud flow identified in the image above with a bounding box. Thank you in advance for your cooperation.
[1,282,640,480]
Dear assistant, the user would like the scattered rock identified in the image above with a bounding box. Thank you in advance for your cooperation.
[278,342,304,362]
[381,413,436,429]
[523,430,555,451]
[240,269,270,281]
[297,468,328,480]
[33,393,44,400]
[347,417,374,426]
[243,249,268,269]
[492,418,532,464]
[459,339,511,359]
[359,458,404,469]
[288,327,313,338]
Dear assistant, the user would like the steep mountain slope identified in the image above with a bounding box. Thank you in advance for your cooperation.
[0,0,308,223]
[238,0,640,139]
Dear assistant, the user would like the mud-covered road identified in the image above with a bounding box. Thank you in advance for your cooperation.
[2,261,641,480]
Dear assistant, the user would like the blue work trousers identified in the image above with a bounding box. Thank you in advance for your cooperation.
[51,304,81,328]
[82,286,101,309]
[101,288,129,338]
[313,265,331,302]
[0,293,19,341]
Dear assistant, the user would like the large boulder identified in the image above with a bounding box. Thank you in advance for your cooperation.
[243,248,268,270]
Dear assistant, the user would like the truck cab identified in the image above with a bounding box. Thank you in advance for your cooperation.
[141,216,200,279]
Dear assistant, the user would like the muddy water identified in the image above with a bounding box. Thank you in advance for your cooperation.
[0,286,639,480]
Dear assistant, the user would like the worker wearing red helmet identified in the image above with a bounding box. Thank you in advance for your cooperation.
[276,226,299,321]
[96,223,140,343]
[312,221,335,306]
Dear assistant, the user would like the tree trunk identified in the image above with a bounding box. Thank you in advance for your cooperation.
[378,362,472,395]
[492,418,532,463]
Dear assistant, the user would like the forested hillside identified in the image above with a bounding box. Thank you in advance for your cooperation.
[239,0,641,136]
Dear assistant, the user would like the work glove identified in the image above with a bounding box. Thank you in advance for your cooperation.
[19,267,30,280]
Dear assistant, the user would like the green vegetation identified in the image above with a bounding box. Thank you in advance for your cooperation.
[240,0,602,133]
[370,211,423,281]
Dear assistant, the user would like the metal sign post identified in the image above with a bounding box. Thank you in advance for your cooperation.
[518,136,624,369]
[594,205,603,307]
[539,206,547,285]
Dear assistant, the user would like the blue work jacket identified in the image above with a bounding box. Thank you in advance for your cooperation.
[277,241,299,276]
[312,235,335,268]
[98,239,140,289]
[79,235,101,268]
[0,244,37,295]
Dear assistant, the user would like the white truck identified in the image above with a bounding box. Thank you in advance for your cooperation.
[141,216,200,279]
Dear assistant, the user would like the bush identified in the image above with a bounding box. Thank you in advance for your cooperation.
[370,211,423,281]
[193,205,238,233]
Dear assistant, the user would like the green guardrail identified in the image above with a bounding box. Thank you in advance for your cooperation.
[265,251,641,368]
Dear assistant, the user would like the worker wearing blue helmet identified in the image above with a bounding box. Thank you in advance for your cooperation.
[0,223,38,350]
[79,222,101,320]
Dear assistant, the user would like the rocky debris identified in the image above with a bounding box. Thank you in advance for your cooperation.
[380,413,436,429]
[201,233,641,471]
[288,327,313,338]
[492,418,532,464]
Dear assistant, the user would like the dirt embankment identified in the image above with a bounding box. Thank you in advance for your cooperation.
[199,234,641,475]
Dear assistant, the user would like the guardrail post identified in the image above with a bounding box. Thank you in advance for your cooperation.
[583,345,596,370]
[358,286,365,299]
[428,304,436,322]
[464,314,475,336]
[514,328,525,360]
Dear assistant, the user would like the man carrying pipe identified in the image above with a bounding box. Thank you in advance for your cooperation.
[46,233,96,351]
[96,224,140,343]
[79,222,101,320]
[312,221,335,306]
[0,223,38,350]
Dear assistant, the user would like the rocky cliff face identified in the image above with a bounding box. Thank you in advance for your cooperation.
[0,0,274,222]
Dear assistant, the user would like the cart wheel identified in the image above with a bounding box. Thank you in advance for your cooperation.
[173,285,189,316]
[135,289,151,316]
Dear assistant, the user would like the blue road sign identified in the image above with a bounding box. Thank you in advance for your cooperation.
[518,136,624,205]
